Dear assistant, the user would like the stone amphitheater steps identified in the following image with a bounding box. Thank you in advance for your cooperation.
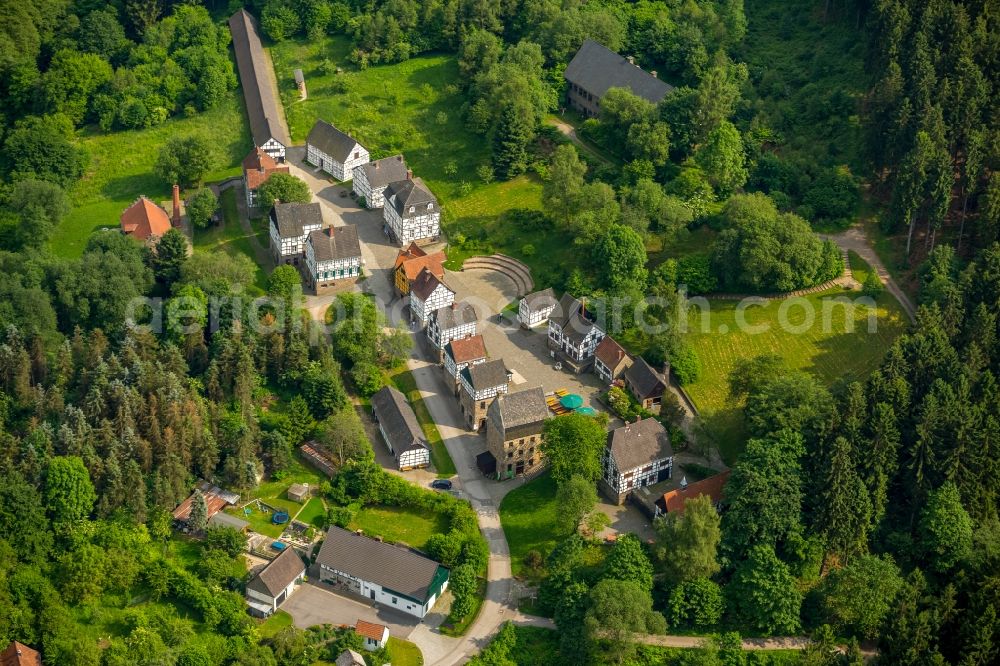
[462,254,535,296]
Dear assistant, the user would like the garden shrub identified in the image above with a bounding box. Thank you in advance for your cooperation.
[677,253,717,294]
[668,578,725,629]
[670,344,701,385]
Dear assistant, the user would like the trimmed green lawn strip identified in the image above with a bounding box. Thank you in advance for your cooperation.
[348,505,448,551]
[389,368,457,477]
[387,637,423,666]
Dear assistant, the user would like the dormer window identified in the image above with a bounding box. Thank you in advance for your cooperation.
[428,203,434,210]
[409,206,415,213]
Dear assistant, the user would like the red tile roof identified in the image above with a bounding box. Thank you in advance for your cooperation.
[658,471,731,514]
[447,334,487,363]
[595,336,629,369]
[120,197,172,240]
[355,620,388,642]
[1,642,41,666]
[243,147,289,190]
[396,249,446,282]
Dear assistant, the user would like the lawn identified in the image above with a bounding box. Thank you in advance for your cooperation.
[56,92,251,258]
[296,496,327,528]
[258,610,293,639]
[226,454,327,537]
[388,637,423,666]
[498,473,568,581]
[348,505,448,551]
[192,187,269,291]
[848,250,872,285]
[389,367,457,477]
[683,287,909,463]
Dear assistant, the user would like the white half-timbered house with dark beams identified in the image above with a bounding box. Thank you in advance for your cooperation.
[353,155,408,208]
[229,10,290,161]
[600,418,674,505]
[409,268,455,325]
[315,526,449,619]
[459,359,511,431]
[245,547,306,617]
[305,225,363,295]
[383,174,440,244]
[442,335,488,394]
[426,302,477,355]
[370,386,430,470]
[547,293,606,371]
[306,120,369,181]
[269,202,322,265]
[518,287,558,328]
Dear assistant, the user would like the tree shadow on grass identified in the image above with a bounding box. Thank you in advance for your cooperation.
[99,172,165,203]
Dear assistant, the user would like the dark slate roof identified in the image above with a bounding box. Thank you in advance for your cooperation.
[316,527,448,604]
[549,293,582,328]
[271,202,322,238]
[208,512,249,531]
[564,39,673,104]
[308,225,362,262]
[307,120,362,162]
[385,177,438,219]
[550,293,601,345]
[430,302,477,331]
[489,386,547,433]
[357,155,408,189]
[607,418,673,472]
[521,287,557,311]
[461,359,509,392]
[371,386,427,453]
[410,268,452,301]
[228,10,290,148]
[246,547,305,598]
[625,357,666,400]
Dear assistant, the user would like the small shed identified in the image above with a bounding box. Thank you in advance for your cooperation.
[207,512,249,533]
[294,68,306,100]
[355,619,389,650]
[287,483,310,502]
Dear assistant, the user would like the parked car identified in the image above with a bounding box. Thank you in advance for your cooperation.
[431,479,453,490]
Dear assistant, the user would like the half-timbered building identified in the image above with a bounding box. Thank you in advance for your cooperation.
[304,224,363,294]
[459,359,511,431]
[306,120,369,181]
[442,335,488,394]
[243,147,289,208]
[485,386,547,480]
[353,155,408,208]
[409,268,455,325]
[371,386,430,470]
[426,302,478,355]
[394,242,446,296]
[229,9,290,160]
[517,287,558,328]
[383,175,440,245]
[269,202,322,265]
[601,418,674,505]
[547,293,606,371]
[593,336,633,384]
[624,357,668,414]
[564,40,673,118]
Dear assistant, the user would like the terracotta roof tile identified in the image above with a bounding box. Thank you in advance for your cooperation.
[446,335,487,364]
[120,197,172,240]
[659,471,731,514]
[355,620,388,642]
[595,336,629,369]
[1,642,41,666]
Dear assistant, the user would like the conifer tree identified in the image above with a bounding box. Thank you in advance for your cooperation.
[491,102,531,179]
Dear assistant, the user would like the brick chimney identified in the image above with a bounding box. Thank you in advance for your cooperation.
[172,184,181,227]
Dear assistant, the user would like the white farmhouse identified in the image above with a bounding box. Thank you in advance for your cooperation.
[459,359,511,431]
[304,225,363,295]
[409,268,455,325]
[382,175,440,245]
[245,547,306,617]
[370,386,430,471]
[518,287,558,328]
[353,155,408,208]
[315,526,449,619]
[306,120,369,181]
[600,418,674,505]
[268,202,322,265]
[547,293,606,372]
[442,334,488,395]
[426,302,478,354]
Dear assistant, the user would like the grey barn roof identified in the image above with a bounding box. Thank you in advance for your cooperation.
[208,512,248,531]
[228,10,290,148]
[625,357,666,399]
[565,39,673,105]
[521,287,557,311]
[316,526,447,604]
[550,293,601,345]
[271,202,322,238]
[307,120,361,163]
[357,155,408,189]
[489,386,547,433]
[607,418,673,472]
[461,359,509,392]
[385,177,437,219]
[371,386,427,454]
[246,547,305,598]
[308,225,361,262]
[430,302,477,330]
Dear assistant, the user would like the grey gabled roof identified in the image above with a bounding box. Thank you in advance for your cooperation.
[371,386,427,454]
[385,177,437,219]
[430,302,477,331]
[564,39,673,105]
[208,512,248,531]
[521,287,557,311]
[246,547,305,598]
[625,356,666,400]
[461,359,509,392]
[489,386,547,432]
[308,225,361,262]
[607,417,673,472]
[228,10,290,148]
[316,527,447,604]
[271,202,322,238]
[335,649,366,666]
[307,120,362,162]
[549,293,582,328]
[550,293,601,345]
[357,155,408,189]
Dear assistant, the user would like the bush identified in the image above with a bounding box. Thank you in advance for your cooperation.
[669,344,701,385]
[676,253,717,294]
[448,564,479,620]
[668,578,725,629]
[862,269,883,298]
[186,189,218,229]
[606,386,637,421]
[350,362,384,397]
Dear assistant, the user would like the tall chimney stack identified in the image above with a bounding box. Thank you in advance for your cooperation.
[172,184,181,227]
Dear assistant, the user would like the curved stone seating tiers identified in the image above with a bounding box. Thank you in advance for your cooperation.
[461,254,535,296]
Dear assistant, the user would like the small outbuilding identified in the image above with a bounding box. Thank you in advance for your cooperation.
[371,386,430,470]
[294,68,306,100]
[287,483,310,502]
[207,512,249,533]
[245,547,306,617]
[355,619,390,650]
[335,650,366,666]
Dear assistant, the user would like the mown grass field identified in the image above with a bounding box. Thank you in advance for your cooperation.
[498,473,568,581]
[192,188,269,290]
[348,505,448,551]
[387,637,423,666]
[683,287,908,463]
[56,92,251,258]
